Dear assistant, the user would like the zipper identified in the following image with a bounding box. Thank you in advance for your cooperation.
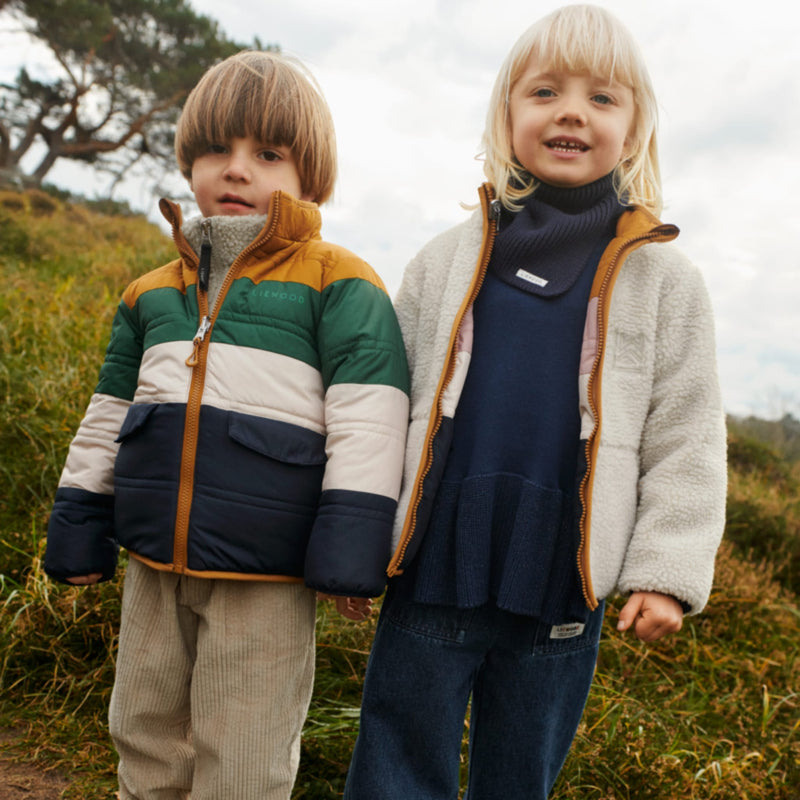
[185,315,211,367]
[387,185,499,576]
[171,200,284,571]
[575,225,677,609]
[197,219,212,292]
[489,198,502,232]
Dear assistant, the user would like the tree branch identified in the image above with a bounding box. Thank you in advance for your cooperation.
[0,120,10,165]
[55,89,185,159]
[2,0,249,187]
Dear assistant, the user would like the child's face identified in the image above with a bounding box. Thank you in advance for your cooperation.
[190,134,313,217]
[508,59,635,189]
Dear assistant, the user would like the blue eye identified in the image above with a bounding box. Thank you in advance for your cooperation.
[592,94,613,105]
[533,88,555,98]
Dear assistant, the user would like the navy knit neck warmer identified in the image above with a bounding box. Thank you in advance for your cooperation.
[490,173,626,297]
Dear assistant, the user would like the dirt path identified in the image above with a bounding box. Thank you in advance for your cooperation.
[0,731,70,800]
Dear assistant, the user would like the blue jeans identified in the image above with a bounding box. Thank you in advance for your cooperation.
[344,587,604,800]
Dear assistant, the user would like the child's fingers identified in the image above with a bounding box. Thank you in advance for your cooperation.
[617,594,645,631]
[340,597,373,621]
[633,613,683,642]
[66,573,103,585]
[618,592,683,641]
[316,593,373,621]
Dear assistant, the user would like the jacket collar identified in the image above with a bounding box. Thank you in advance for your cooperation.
[159,191,323,268]
[614,205,679,243]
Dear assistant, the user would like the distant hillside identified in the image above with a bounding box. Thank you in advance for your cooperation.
[0,187,173,545]
[0,190,798,798]
[728,412,800,463]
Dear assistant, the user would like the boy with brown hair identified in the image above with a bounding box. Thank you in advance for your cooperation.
[45,50,409,800]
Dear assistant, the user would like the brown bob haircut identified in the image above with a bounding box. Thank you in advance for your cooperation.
[175,50,337,205]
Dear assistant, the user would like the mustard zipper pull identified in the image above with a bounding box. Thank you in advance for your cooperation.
[185,315,212,367]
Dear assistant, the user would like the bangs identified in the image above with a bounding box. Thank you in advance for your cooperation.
[519,7,643,90]
[189,58,305,151]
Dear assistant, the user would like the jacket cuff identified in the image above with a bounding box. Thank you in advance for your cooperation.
[44,487,119,584]
[304,489,396,597]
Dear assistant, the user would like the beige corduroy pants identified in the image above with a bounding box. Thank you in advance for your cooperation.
[109,558,317,800]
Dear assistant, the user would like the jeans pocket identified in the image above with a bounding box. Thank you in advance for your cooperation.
[383,595,469,644]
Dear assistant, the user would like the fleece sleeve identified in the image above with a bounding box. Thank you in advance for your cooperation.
[392,252,426,375]
[44,298,142,583]
[303,274,410,597]
[615,255,727,613]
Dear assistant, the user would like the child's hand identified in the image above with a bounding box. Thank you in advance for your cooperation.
[617,591,683,642]
[66,573,103,585]
[317,593,373,621]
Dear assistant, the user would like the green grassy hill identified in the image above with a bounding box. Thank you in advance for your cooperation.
[1,189,798,798]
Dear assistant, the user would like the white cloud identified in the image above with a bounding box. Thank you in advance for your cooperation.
[3,0,799,418]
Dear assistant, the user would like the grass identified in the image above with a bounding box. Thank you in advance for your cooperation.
[562,542,800,799]
[1,188,799,798]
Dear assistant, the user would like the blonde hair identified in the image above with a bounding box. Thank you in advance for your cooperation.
[175,50,337,205]
[482,4,662,215]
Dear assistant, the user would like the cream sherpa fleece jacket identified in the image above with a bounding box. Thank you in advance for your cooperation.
[387,185,727,614]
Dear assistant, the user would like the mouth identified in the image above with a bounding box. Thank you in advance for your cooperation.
[545,138,589,153]
[219,194,254,208]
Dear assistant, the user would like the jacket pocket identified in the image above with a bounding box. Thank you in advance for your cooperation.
[187,411,327,575]
[227,414,327,466]
[115,402,158,442]
[113,402,183,565]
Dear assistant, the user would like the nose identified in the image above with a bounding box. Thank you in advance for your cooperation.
[222,150,251,182]
[555,95,587,126]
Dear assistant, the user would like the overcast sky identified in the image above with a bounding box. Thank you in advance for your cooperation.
[2,1,799,419]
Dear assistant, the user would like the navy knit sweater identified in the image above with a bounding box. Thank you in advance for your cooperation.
[403,174,626,623]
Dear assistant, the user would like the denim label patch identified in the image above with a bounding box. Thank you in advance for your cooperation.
[549,622,586,639]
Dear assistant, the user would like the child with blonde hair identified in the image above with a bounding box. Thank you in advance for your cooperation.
[44,50,409,800]
[345,6,726,798]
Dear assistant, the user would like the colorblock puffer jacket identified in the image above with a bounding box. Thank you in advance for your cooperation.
[45,192,410,597]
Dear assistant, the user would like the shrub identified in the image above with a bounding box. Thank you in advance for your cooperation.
[26,190,59,217]
[725,436,800,596]
[0,211,31,257]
